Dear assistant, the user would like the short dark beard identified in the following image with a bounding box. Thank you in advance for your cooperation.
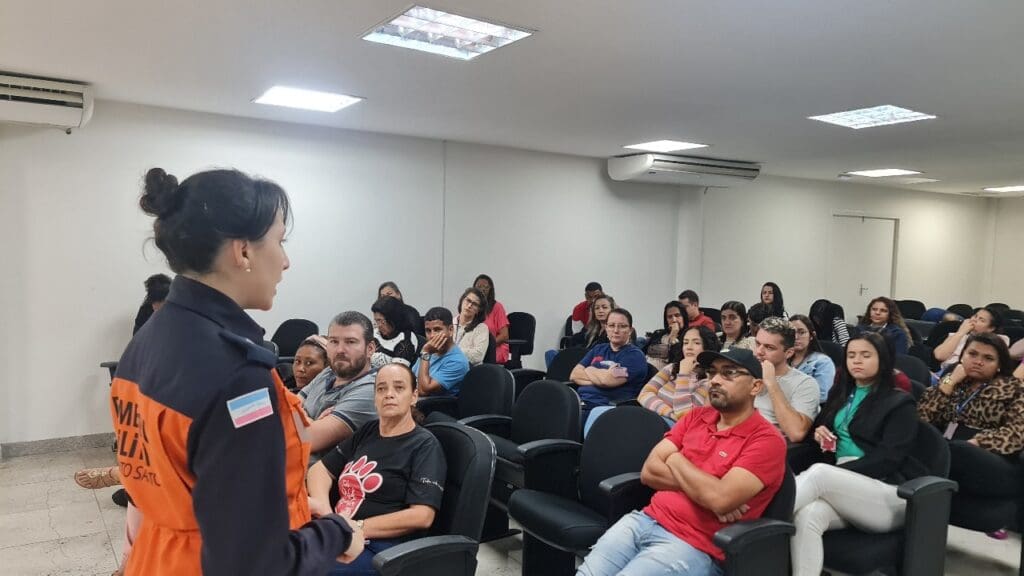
[333,354,368,380]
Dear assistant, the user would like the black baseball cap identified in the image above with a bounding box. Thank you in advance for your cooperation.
[697,348,763,379]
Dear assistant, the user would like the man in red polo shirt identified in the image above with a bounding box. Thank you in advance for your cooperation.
[577,348,786,576]
[678,289,717,332]
[571,282,604,333]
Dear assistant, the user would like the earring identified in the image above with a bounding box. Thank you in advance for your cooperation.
[245,267,252,273]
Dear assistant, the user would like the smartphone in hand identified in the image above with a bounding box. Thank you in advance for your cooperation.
[821,435,837,452]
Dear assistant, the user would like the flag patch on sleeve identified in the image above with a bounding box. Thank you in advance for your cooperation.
[227,388,274,428]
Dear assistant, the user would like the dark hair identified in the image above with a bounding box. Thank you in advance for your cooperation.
[371,297,412,338]
[144,273,172,304]
[457,287,487,331]
[377,281,403,301]
[984,302,1011,317]
[719,301,749,342]
[473,274,496,312]
[748,303,770,325]
[296,339,329,365]
[859,296,911,343]
[761,282,785,316]
[677,289,699,304]
[963,333,1015,378]
[608,307,633,327]
[977,306,1004,331]
[671,325,721,377]
[809,299,845,342]
[757,316,797,349]
[424,306,454,327]
[662,301,687,331]
[330,311,374,344]
[585,281,603,292]
[140,168,290,274]
[789,314,823,355]
[819,332,896,430]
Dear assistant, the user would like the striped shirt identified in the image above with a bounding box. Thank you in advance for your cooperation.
[638,364,709,421]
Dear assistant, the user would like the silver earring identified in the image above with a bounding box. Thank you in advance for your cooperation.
[245,267,252,272]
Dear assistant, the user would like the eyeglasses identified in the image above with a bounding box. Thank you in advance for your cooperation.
[464,300,481,308]
[706,367,752,380]
[607,323,631,331]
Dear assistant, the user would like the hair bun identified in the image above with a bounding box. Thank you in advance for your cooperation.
[140,167,183,218]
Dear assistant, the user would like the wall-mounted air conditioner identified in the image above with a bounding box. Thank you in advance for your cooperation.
[608,154,760,187]
[0,72,94,131]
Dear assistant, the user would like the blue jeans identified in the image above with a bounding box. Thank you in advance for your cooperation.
[328,538,401,575]
[577,511,722,576]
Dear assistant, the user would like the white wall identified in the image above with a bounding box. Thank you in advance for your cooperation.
[697,176,995,316]
[987,196,1024,309]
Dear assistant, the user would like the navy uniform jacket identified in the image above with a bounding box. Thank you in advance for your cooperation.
[110,276,352,575]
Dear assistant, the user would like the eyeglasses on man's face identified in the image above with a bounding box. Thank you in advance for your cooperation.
[706,367,752,380]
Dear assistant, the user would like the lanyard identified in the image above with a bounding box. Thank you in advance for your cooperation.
[838,391,858,431]
[955,383,989,415]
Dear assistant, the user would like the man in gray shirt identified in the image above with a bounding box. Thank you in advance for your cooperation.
[753,317,820,442]
[299,311,379,458]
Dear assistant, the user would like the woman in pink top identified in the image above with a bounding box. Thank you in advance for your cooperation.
[474,274,510,364]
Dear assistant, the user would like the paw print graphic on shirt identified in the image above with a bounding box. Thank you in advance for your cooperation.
[335,455,383,517]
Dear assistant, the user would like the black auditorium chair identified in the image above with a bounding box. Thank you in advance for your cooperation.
[1003,325,1024,347]
[818,340,845,372]
[822,422,957,576]
[946,304,974,320]
[896,300,927,321]
[270,318,318,361]
[371,422,496,576]
[893,354,932,387]
[904,319,936,344]
[506,311,536,369]
[701,307,723,326]
[508,406,669,576]
[1005,309,1024,327]
[510,347,588,399]
[419,364,514,422]
[713,468,797,576]
[461,380,582,541]
[483,332,497,365]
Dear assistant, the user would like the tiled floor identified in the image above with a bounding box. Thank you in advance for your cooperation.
[0,447,1018,575]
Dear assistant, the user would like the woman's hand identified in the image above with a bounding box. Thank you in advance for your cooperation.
[677,358,696,376]
[308,496,333,518]
[957,318,976,335]
[814,425,837,452]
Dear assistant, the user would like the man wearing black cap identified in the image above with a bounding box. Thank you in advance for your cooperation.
[576,348,786,576]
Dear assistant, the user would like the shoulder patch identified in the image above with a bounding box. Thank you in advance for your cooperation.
[227,388,274,428]
[219,330,277,368]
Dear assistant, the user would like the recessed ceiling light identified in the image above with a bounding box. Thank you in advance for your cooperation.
[254,86,362,112]
[363,6,533,61]
[623,140,708,153]
[983,185,1024,193]
[809,105,936,129]
[900,177,940,184]
[846,169,922,178]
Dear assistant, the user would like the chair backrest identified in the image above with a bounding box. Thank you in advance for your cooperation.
[913,421,950,477]
[762,467,796,522]
[261,339,280,357]
[1003,325,1024,346]
[548,347,587,382]
[512,380,582,444]
[946,304,974,320]
[909,379,927,402]
[563,315,574,338]
[270,318,319,357]
[893,354,931,385]
[483,332,497,364]
[508,312,536,356]
[1005,309,1024,325]
[924,321,960,349]
[896,300,927,321]
[645,363,660,382]
[905,319,936,344]
[818,340,845,371]
[457,364,515,418]
[701,307,722,326]
[579,406,670,510]
[424,422,496,540]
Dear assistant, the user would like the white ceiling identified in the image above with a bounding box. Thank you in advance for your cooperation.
[3,0,1023,195]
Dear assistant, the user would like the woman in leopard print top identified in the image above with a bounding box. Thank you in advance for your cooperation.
[917,332,1024,510]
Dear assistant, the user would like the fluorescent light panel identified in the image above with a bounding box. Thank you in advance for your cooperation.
[254,86,362,112]
[900,177,940,184]
[363,6,532,61]
[624,140,708,153]
[809,105,936,129]
[983,185,1024,193]
[846,169,922,178]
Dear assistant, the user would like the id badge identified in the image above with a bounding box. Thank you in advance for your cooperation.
[943,422,958,440]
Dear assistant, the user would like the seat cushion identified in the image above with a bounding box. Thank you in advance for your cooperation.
[823,529,901,574]
[508,489,608,553]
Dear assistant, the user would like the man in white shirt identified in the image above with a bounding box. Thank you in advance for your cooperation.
[753,317,820,442]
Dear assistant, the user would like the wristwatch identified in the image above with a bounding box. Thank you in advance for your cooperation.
[356,519,364,529]
[420,352,431,361]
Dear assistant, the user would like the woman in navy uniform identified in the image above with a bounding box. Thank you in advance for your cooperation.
[109,167,362,575]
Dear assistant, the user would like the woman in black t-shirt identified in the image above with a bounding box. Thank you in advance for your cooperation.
[307,363,447,575]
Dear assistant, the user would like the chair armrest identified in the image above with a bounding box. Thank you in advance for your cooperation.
[459,414,512,438]
[714,519,795,576]
[99,361,118,368]
[898,475,958,576]
[597,472,654,523]
[371,535,478,576]
[416,395,459,418]
[612,398,640,407]
[277,355,295,364]
[520,439,582,498]
[508,339,528,348]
